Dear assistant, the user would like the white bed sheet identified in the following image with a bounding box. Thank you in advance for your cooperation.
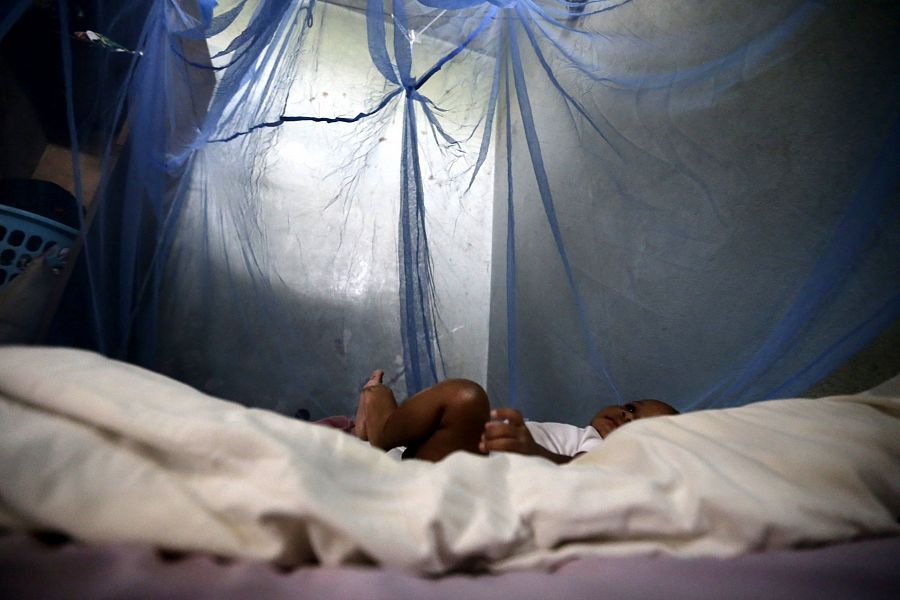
[1,346,898,574]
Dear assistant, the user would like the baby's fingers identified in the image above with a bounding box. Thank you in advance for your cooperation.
[481,437,525,454]
[482,420,519,440]
[491,408,524,426]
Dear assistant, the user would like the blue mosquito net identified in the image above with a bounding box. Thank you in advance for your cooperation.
[5,0,898,424]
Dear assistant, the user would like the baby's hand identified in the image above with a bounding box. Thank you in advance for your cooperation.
[479,408,541,456]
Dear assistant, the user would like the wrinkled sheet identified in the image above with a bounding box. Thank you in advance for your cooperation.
[1,346,899,574]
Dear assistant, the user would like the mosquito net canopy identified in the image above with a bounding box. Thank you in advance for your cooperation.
[5,0,898,423]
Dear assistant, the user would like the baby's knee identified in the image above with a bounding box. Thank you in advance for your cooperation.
[442,379,489,414]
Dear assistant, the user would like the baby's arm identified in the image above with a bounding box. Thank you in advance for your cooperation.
[479,408,580,465]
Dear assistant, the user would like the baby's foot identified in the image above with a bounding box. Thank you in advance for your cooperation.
[364,370,385,390]
[354,370,385,440]
[361,371,398,449]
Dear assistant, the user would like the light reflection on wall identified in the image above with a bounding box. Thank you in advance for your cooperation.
[161,1,495,415]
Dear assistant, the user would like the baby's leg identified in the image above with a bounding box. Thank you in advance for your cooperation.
[354,370,395,441]
[372,379,490,462]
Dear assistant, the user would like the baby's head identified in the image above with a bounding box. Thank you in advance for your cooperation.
[590,399,678,438]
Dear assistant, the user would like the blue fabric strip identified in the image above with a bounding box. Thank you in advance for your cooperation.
[502,22,518,408]
[509,8,622,402]
[392,0,414,87]
[517,11,619,157]
[399,95,440,392]
[367,0,400,84]
[56,1,85,216]
[466,23,502,191]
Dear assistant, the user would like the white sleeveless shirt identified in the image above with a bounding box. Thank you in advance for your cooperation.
[525,421,603,456]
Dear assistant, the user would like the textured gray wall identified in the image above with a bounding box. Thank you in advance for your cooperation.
[804,317,900,397]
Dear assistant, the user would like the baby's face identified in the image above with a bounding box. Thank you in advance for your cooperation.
[589,399,678,438]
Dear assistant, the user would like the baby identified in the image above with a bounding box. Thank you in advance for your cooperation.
[354,370,678,463]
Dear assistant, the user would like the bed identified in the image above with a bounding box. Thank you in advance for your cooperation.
[2,345,899,598]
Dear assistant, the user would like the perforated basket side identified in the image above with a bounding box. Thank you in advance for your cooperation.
[0,205,79,288]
